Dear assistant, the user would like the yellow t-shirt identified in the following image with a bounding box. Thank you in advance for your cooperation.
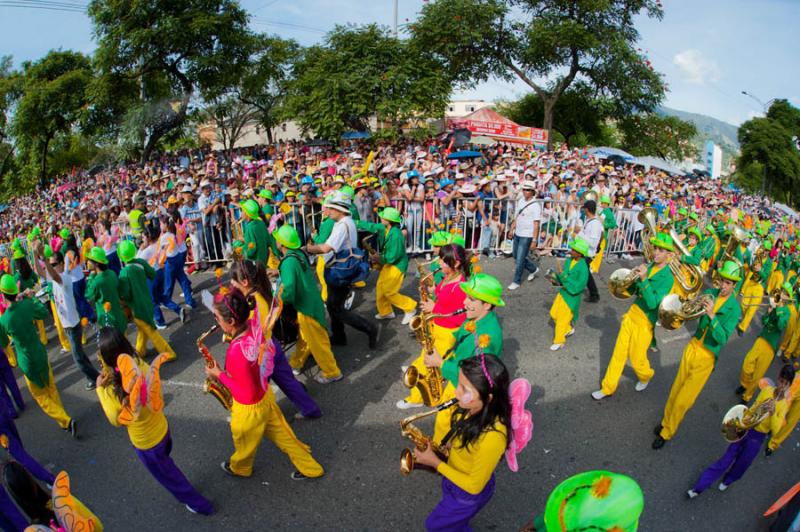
[752,384,789,435]
[436,422,507,495]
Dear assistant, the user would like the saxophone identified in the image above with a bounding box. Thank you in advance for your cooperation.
[399,398,458,476]
[197,325,233,411]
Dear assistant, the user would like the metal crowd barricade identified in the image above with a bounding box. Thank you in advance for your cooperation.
[183,208,229,266]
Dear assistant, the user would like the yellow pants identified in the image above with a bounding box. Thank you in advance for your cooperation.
[290,313,341,378]
[590,238,605,273]
[5,344,16,368]
[740,337,775,401]
[51,300,72,352]
[600,304,655,395]
[316,256,328,302]
[700,258,710,274]
[433,383,458,444]
[36,320,47,346]
[767,270,784,294]
[229,389,324,477]
[738,280,764,333]
[659,339,716,440]
[376,265,417,316]
[404,323,458,405]
[768,395,800,450]
[134,319,176,360]
[25,366,71,429]
[779,306,798,353]
[549,293,574,345]
[268,251,280,271]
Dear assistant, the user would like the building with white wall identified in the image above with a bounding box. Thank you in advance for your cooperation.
[445,100,493,118]
[705,140,722,179]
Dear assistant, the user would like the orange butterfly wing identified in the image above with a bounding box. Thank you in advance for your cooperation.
[52,471,101,532]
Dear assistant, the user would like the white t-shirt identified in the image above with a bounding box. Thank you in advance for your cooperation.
[50,271,80,329]
[324,215,359,263]
[578,216,604,258]
[514,197,542,238]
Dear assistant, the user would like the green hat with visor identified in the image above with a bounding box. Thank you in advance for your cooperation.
[273,225,301,250]
[460,273,505,307]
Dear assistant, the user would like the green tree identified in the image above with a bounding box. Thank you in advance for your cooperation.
[411,0,666,149]
[736,100,800,206]
[89,0,256,163]
[200,96,258,155]
[9,50,93,184]
[284,24,451,140]
[0,55,15,183]
[618,113,698,160]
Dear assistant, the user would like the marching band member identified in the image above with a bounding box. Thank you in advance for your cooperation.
[592,232,675,400]
[737,240,770,335]
[548,238,590,351]
[95,327,214,515]
[117,240,177,361]
[736,282,791,402]
[272,224,343,384]
[230,259,322,418]
[652,261,742,449]
[687,364,794,498]
[766,372,800,454]
[423,273,505,443]
[397,243,469,410]
[241,199,270,265]
[767,241,791,294]
[426,231,451,286]
[204,288,325,479]
[777,283,799,360]
[85,246,128,334]
[700,224,720,274]
[589,195,616,273]
[358,207,418,324]
[0,274,76,436]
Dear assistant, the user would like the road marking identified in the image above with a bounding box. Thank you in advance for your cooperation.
[162,379,205,389]
[661,332,690,344]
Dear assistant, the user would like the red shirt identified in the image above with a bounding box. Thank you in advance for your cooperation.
[218,334,265,405]
[433,275,467,329]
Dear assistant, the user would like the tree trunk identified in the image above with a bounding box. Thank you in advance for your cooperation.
[140,65,193,164]
[543,98,556,151]
[266,126,274,144]
[39,135,51,185]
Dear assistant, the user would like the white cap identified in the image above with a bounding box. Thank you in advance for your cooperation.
[521,180,537,190]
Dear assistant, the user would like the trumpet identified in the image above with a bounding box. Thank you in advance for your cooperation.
[197,325,232,411]
[658,292,715,330]
[740,288,788,308]
[399,398,458,476]
[722,399,775,442]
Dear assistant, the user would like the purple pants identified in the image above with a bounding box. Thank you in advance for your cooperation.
[426,475,496,532]
[1,409,55,486]
[134,430,214,515]
[271,341,322,418]
[0,346,24,418]
[692,429,767,493]
[0,485,28,531]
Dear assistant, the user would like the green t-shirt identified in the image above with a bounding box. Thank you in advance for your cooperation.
[118,259,157,327]
[441,311,503,386]
[279,250,328,328]
[0,297,50,387]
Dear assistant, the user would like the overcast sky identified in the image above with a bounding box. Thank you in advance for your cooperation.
[1,0,798,126]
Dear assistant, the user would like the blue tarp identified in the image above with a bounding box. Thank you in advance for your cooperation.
[586,147,636,162]
[447,150,484,160]
[341,131,371,140]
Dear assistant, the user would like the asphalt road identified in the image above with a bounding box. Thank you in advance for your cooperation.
[9,257,799,531]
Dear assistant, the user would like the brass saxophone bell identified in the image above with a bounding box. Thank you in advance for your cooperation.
[399,448,414,476]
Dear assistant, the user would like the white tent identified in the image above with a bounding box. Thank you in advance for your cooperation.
[633,156,685,175]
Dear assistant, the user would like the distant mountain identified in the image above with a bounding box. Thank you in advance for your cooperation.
[657,106,740,166]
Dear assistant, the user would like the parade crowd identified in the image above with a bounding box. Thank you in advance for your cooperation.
[0,137,799,531]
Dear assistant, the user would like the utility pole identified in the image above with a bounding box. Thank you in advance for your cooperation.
[393,0,398,38]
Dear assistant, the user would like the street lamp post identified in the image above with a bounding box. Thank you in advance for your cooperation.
[741,90,777,195]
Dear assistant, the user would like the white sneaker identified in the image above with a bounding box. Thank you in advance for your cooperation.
[314,373,344,384]
[401,310,417,325]
[687,489,698,499]
[566,328,575,338]
[527,267,540,281]
[591,390,608,401]
[718,482,728,492]
[400,365,409,373]
[344,290,355,310]
[396,399,423,410]
[635,380,649,392]
[156,323,167,331]
[550,343,564,351]
[508,282,520,290]
[375,312,396,320]
[292,368,301,376]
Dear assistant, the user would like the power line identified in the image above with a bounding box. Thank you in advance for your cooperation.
[250,18,327,35]
[0,1,86,13]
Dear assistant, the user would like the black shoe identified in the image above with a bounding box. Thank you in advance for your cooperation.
[765,448,773,457]
[651,436,666,450]
[291,471,310,480]
[736,328,743,337]
[368,328,379,349]
[585,295,600,303]
[220,461,237,477]
[734,385,745,395]
[653,423,663,436]
[66,419,77,439]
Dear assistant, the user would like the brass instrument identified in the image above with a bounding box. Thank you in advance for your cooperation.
[608,267,641,300]
[399,398,459,476]
[197,325,233,411]
[658,292,715,330]
[362,234,380,269]
[749,246,768,283]
[741,288,788,309]
[638,207,659,262]
[722,399,775,442]
[667,227,704,296]
[712,226,749,288]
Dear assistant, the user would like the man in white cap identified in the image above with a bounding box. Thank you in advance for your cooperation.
[508,180,541,290]
[306,192,378,352]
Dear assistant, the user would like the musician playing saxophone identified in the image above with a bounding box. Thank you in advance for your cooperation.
[687,364,794,499]
[652,261,742,449]
[397,244,469,410]
[548,238,590,351]
[423,273,505,443]
[737,239,772,335]
[736,282,792,402]
[592,232,675,400]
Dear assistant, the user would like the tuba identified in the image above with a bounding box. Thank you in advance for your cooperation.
[712,226,749,288]
[721,398,775,442]
[197,325,233,411]
[658,292,714,330]
[399,398,458,476]
[667,227,705,296]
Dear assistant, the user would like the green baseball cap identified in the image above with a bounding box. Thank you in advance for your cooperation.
[379,207,402,224]
[543,471,644,532]
[428,231,450,247]
[0,274,18,295]
[86,246,108,265]
[118,240,136,263]
[650,232,674,252]
[460,273,505,307]
[718,260,742,282]
[241,199,260,220]
[273,225,301,250]
[569,238,590,257]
